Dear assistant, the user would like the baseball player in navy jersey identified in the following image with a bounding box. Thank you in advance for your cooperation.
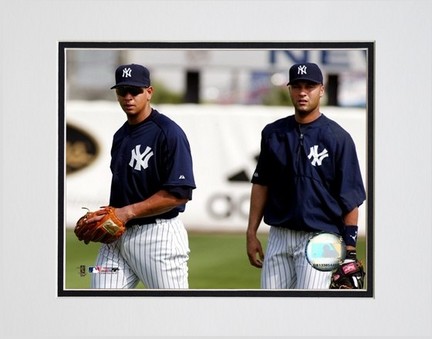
[87,63,196,289]
[246,62,366,289]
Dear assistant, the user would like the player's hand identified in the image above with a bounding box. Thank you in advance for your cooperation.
[247,234,264,268]
[84,207,109,224]
[86,206,130,225]
[330,249,365,289]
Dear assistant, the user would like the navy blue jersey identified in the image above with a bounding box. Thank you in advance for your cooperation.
[109,109,196,225]
[252,114,366,234]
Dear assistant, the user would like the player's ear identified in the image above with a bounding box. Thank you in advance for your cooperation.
[319,85,325,97]
[145,86,154,99]
[287,84,292,94]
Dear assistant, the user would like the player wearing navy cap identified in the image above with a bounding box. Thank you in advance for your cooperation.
[88,63,196,289]
[246,62,366,289]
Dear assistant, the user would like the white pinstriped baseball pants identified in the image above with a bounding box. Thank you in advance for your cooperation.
[91,217,190,289]
[261,227,332,289]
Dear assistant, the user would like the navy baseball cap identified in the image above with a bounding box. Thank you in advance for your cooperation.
[111,64,151,89]
[287,62,323,85]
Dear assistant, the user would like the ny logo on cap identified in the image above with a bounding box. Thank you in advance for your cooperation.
[122,67,132,78]
[297,65,307,75]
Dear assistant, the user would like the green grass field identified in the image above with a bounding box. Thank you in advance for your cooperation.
[65,229,366,289]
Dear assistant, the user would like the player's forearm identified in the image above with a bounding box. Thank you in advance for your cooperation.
[121,190,189,221]
[246,184,268,237]
[343,207,359,225]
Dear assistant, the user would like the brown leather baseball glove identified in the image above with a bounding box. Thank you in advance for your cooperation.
[330,250,366,289]
[74,207,126,244]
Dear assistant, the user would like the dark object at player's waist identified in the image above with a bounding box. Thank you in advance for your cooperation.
[126,210,179,227]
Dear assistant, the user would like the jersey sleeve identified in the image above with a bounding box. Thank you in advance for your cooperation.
[251,127,271,185]
[161,123,196,190]
[165,186,194,200]
[336,134,366,213]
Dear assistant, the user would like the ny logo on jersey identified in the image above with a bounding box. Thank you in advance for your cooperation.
[122,67,132,78]
[129,145,153,170]
[308,145,329,166]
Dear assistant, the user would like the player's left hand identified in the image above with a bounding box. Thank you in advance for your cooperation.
[74,206,126,244]
[84,207,109,224]
[330,250,365,289]
[247,234,264,268]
